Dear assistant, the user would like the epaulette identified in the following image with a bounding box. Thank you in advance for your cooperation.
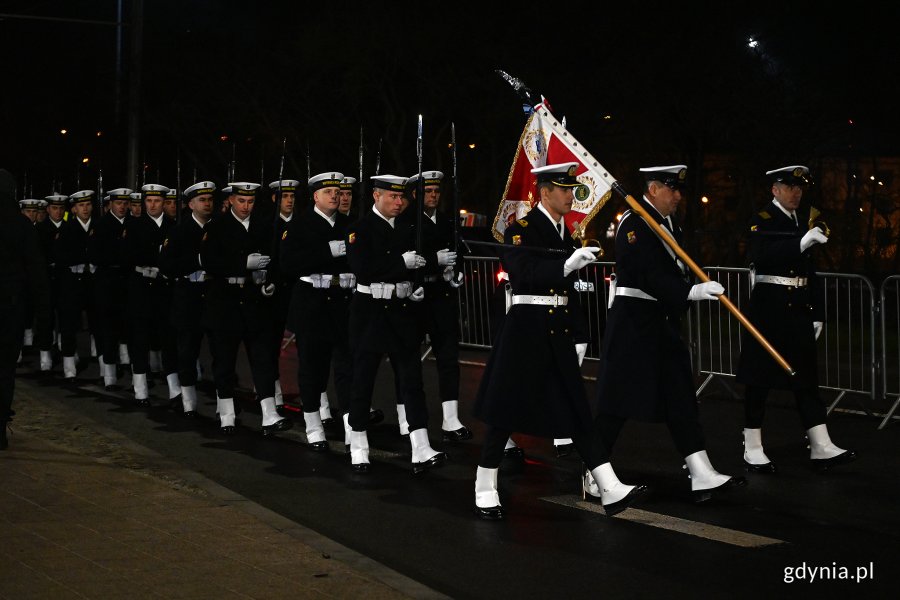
[758,210,771,219]
[516,218,528,227]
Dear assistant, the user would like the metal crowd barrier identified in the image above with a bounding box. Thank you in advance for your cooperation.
[458,257,893,428]
[880,275,900,428]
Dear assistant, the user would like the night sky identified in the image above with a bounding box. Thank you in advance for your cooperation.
[3,0,899,215]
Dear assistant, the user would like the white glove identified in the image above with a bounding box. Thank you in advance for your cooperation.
[410,286,425,302]
[251,269,267,285]
[402,250,426,269]
[688,281,725,301]
[247,253,270,270]
[563,247,600,276]
[813,321,823,340]
[575,343,587,367]
[261,283,275,296]
[395,281,411,298]
[800,227,828,252]
[442,265,455,281]
[329,240,346,257]
[437,248,457,266]
[449,272,465,289]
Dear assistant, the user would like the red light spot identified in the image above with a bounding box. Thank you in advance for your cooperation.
[496,270,507,282]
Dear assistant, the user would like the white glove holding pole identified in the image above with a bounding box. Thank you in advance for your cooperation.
[247,253,270,270]
[575,343,587,367]
[410,286,425,302]
[687,281,725,301]
[813,321,823,340]
[437,248,457,266]
[261,284,275,297]
[402,250,427,269]
[329,240,346,257]
[563,247,600,276]
[800,227,828,252]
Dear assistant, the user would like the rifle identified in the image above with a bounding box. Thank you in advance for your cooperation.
[375,137,383,175]
[450,122,460,257]
[415,115,424,286]
[274,137,286,225]
[176,149,182,224]
[95,167,104,221]
[357,126,365,217]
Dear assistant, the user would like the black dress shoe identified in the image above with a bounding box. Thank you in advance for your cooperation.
[183,410,198,419]
[322,417,335,428]
[555,443,575,458]
[221,425,236,436]
[351,462,371,473]
[474,505,505,520]
[602,485,649,517]
[442,426,473,442]
[135,398,151,407]
[412,452,447,475]
[812,449,857,472]
[261,418,294,437]
[693,475,748,504]
[503,447,525,459]
[167,395,183,410]
[368,409,384,425]
[308,441,329,453]
[275,404,286,417]
[743,459,777,474]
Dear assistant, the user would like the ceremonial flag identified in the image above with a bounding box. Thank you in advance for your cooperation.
[491,100,613,241]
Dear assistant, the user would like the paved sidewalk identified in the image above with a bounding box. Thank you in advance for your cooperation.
[0,379,425,600]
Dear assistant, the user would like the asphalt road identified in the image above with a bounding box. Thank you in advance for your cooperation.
[13,348,899,599]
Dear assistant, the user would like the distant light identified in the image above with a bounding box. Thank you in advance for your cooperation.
[60,129,67,135]
[859,207,864,212]
[701,196,709,204]
[468,143,476,149]
[220,135,228,142]
[82,157,90,164]
[615,213,623,221]
[747,37,759,49]
[870,175,875,181]
[459,209,468,215]
[447,143,453,148]
[96,131,102,137]
[496,269,507,282]
[602,115,612,120]
[878,181,884,186]
[848,119,854,125]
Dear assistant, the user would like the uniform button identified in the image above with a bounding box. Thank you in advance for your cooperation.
[550,330,555,335]
[562,291,568,295]
[565,328,569,333]
[787,303,792,307]
[548,309,554,315]
[564,309,569,314]
[549,289,554,294]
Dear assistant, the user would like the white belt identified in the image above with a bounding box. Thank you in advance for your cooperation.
[135,266,161,279]
[510,294,568,307]
[69,264,93,274]
[226,276,246,285]
[755,274,807,287]
[356,281,413,299]
[615,287,657,301]
[184,270,207,282]
[301,273,356,289]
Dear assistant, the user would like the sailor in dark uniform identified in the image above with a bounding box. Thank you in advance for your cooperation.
[473,163,645,519]
[200,182,292,436]
[163,187,179,220]
[337,176,355,216]
[594,165,745,504]
[122,184,181,406]
[35,193,67,372]
[16,198,44,352]
[128,192,143,218]
[1,169,50,450]
[55,190,98,380]
[403,171,470,441]
[88,187,131,389]
[736,165,855,472]
[345,174,446,473]
[280,172,354,451]
[267,178,298,413]
[159,181,216,417]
